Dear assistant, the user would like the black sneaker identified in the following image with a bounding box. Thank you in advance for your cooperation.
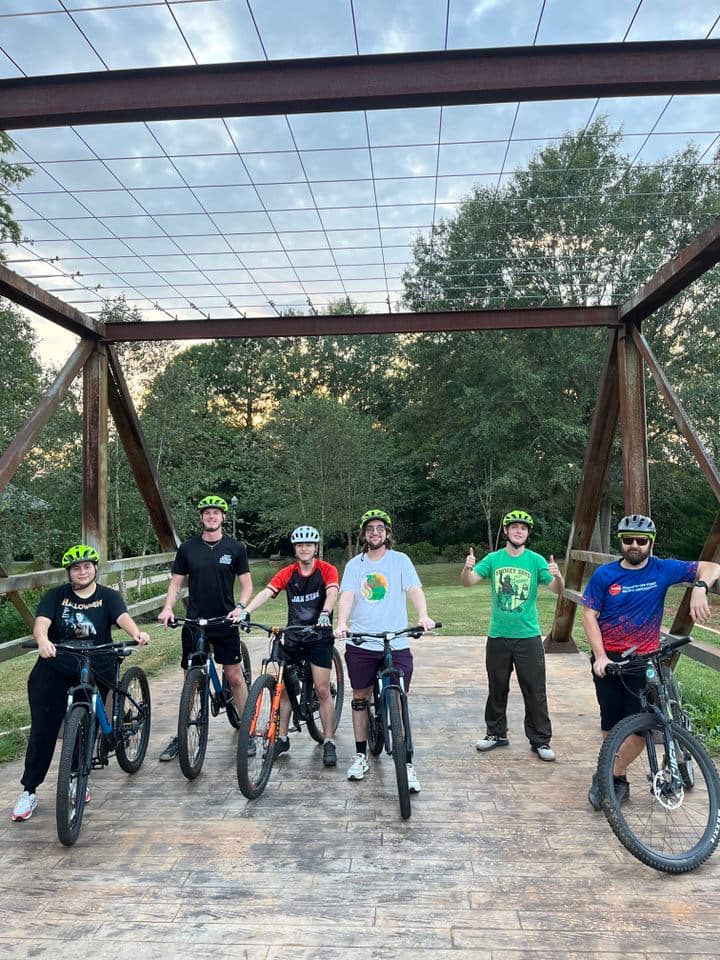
[270,737,290,758]
[614,776,630,804]
[588,772,601,810]
[476,734,509,752]
[323,741,337,767]
[159,737,179,762]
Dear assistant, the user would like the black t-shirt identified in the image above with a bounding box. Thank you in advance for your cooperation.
[172,535,250,619]
[36,582,128,676]
[268,559,339,627]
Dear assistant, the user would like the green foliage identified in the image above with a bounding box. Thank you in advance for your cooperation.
[399,541,439,565]
[0,131,32,252]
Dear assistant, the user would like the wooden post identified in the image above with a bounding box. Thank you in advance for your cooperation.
[82,343,108,557]
[617,322,650,514]
[545,331,620,651]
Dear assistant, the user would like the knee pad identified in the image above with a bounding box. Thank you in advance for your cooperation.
[351,698,369,712]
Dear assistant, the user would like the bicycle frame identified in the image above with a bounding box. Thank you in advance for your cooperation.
[372,645,412,758]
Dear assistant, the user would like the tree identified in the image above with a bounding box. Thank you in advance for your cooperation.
[0,131,31,253]
[398,119,720,550]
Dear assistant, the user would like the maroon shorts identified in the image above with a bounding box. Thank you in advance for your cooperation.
[344,645,414,692]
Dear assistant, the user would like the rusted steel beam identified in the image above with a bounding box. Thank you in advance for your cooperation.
[617,323,650,514]
[2,41,719,129]
[0,338,93,496]
[0,264,101,339]
[631,326,720,502]
[104,306,619,342]
[620,217,720,325]
[545,331,620,651]
[82,344,108,558]
[669,512,720,637]
[0,560,35,632]
[106,347,179,551]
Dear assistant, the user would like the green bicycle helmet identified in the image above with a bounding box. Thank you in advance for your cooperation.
[359,508,392,531]
[502,509,534,529]
[617,514,656,540]
[197,495,229,513]
[62,544,100,568]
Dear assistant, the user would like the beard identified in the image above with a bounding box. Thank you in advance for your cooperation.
[622,549,648,566]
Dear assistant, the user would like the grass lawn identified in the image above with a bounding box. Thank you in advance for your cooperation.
[2,560,719,761]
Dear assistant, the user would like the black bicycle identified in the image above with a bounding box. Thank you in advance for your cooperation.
[170,616,252,779]
[346,623,441,820]
[23,639,151,847]
[597,635,720,873]
[236,622,344,800]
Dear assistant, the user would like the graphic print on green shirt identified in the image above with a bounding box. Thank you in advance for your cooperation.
[474,548,552,638]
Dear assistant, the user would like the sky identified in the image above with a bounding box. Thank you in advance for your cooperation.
[0,0,719,365]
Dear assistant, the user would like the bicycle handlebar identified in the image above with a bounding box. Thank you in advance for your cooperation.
[240,620,327,637]
[346,622,442,645]
[22,640,139,654]
[604,635,691,675]
[167,615,232,629]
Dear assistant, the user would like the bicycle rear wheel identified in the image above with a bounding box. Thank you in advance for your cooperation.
[115,666,152,773]
[177,667,209,780]
[598,713,720,873]
[386,687,411,820]
[56,705,92,847]
[305,647,345,742]
[237,674,278,799]
[367,686,384,757]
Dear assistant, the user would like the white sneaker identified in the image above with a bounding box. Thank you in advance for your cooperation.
[11,791,38,822]
[406,763,421,793]
[347,753,369,780]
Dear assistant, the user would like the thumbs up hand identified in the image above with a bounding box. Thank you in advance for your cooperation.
[465,546,477,570]
[548,554,561,578]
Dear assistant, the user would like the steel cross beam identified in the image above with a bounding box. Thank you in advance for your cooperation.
[620,216,720,325]
[2,40,719,129]
[103,306,620,342]
[0,264,101,339]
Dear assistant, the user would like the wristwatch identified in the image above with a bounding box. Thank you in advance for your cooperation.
[692,580,709,593]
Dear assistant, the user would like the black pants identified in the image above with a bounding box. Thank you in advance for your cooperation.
[20,658,109,794]
[484,635,552,746]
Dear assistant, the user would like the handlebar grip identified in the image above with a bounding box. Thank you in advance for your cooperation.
[604,662,621,676]
[22,641,38,649]
[433,622,442,629]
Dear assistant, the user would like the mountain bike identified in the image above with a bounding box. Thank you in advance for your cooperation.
[23,639,151,847]
[346,623,442,820]
[597,634,720,873]
[236,622,344,799]
[170,616,252,779]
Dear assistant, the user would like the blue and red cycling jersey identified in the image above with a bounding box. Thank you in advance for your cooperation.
[581,556,697,654]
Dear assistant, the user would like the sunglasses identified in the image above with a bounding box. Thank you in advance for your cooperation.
[620,536,651,546]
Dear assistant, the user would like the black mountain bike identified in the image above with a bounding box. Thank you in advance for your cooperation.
[23,639,151,847]
[347,623,441,820]
[597,635,720,873]
[236,622,344,800]
[170,616,252,779]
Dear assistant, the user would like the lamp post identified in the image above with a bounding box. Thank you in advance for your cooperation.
[230,495,238,540]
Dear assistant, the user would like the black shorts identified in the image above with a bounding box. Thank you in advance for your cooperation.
[591,652,646,731]
[283,629,335,670]
[181,624,242,669]
[344,645,414,692]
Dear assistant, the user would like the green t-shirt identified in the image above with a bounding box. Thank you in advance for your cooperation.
[473,547,553,638]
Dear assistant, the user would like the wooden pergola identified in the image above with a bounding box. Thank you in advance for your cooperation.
[1,39,719,663]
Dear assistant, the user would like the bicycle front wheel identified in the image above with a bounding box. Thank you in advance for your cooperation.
[56,705,93,847]
[116,666,152,773]
[598,713,720,873]
[177,667,209,780]
[386,687,411,820]
[367,687,384,757]
[305,647,345,742]
[224,641,253,730]
[237,674,278,799]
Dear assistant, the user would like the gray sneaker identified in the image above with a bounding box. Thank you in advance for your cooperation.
[532,744,556,762]
[322,741,337,767]
[476,734,509,752]
[159,737,179,762]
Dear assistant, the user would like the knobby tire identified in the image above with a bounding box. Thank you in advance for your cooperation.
[178,668,209,780]
[56,705,92,847]
[237,674,278,800]
[387,687,411,820]
[115,666,151,773]
[305,646,345,743]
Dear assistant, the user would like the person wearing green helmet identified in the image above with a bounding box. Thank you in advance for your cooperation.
[335,509,435,790]
[157,495,253,762]
[11,545,149,823]
[461,509,564,763]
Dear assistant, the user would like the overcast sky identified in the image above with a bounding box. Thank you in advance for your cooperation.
[0,0,719,364]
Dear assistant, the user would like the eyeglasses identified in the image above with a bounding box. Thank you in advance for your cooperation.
[364,524,386,533]
[620,536,650,546]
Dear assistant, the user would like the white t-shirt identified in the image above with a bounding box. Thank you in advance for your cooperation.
[339,549,422,650]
